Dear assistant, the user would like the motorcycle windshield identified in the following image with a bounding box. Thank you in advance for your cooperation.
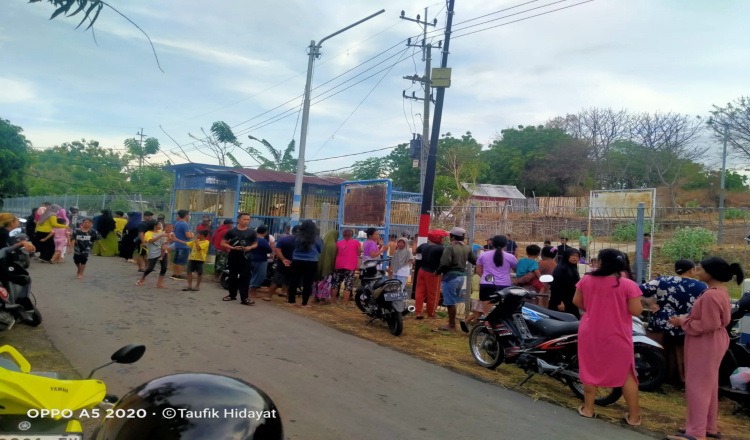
[0,370,106,417]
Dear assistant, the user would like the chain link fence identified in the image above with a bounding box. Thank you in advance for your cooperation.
[1,195,173,219]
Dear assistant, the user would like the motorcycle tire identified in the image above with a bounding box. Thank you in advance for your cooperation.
[220,272,229,290]
[25,308,42,327]
[388,312,403,337]
[566,358,623,406]
[19,253,30,269]
[634,344,667,392]
[354,289,368,313]
[469,325,504,370]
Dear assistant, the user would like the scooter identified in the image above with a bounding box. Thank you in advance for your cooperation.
[522,303,667,391]
[8,222,31,269]
[719,291,750,414]
[354,258,414,336]
[0,343,146,436]
[0,246,41,332]
[468,274,623,406]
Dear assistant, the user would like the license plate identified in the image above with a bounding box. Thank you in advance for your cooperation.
[0,435,83,440]
[383,291,408,301]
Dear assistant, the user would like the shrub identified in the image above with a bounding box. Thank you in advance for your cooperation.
[558,228,583,240]
[724,208,749,220]
[659,227,716,262]
[611,221,656,242]
[685,200,699,208]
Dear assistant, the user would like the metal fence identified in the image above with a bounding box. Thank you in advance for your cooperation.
[1,195,173,219]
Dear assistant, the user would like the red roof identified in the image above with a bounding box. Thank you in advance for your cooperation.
[232,168,345,187]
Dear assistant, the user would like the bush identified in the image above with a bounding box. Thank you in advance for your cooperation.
[558,228,583,240]
[724,208,749,220]
[685,200,699,208]
[611,221,656,242]
[660,227,716,262]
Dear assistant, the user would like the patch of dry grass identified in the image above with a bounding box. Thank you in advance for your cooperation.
[270,295,750,439]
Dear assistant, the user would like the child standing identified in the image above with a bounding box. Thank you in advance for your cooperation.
[137,221,168,288]
[49,218,70,263]
[460,272,484,333]
[69,218,103,279]
[171,229,210,292]
[515,245,544,292]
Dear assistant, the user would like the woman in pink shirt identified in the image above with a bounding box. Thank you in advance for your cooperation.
[333,229,361,307]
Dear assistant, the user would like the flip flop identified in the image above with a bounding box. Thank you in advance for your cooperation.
[240,300,255,306]
[222,296,236,301]
[666,435,698,440]
[182,288,194,291]
[577,405,596,418]
[459,321,469,333]
[678,429,721,439]
[432,326,455,332]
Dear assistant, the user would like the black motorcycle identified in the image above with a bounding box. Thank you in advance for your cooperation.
[8,226,31,269]
[468,274,622,406]
[354,258,413,336]
[719,291,750,414]
[0,246,42,332]
[219,258,275,290]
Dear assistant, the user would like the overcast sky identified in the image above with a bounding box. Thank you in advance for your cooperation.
[1,0,748,174]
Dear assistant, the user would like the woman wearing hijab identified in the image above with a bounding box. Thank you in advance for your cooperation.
[315,229,339,304]
[390,237,415,294]
[35,204,67,262]
[119,212,141,262]
[93,209,118,257]
[26,208,38,250]
[550,247,581,318]
[288,220,324,308]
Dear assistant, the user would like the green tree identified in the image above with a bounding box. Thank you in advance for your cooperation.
[386,143,420,192]
[128,165,174,195]
[437,132,487,202]
[242,136,297,172]
[0,118,32,201]
[124,137,160,169]
[351,157,387,180]
[189,121,240,167]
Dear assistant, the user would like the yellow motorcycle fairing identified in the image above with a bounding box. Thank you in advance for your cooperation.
[0,345,106,419]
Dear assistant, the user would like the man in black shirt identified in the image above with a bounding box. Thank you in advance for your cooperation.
[269,225,298,300]
[414,229,449,319]
[221,213,257,306]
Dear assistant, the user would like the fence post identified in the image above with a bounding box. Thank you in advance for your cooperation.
[102,194,106,209]
[634,202,645,283]
[464,204,476,317]
[321,202,330,235]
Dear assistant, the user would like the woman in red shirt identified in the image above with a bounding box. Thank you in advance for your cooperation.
[333,229,361,307]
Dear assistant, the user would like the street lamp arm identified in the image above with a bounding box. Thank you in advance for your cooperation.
[318,9,385,47]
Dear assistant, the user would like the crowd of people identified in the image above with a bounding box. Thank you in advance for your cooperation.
[1,206,743,438]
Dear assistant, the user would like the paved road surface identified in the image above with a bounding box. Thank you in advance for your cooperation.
[29,257,654,439]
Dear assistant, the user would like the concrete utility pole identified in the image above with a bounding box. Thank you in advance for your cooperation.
[417,0,455,245]
[717,123,729,245]
[136,128,146,169]
[291,10,385,226]
[400,9,437,193]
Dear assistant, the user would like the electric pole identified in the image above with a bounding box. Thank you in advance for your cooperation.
[136,128,146,169]
[400,9,438,193]
[717,123,729,245]
[417,0,455,245]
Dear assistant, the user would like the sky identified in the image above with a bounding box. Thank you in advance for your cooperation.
[1,0,748,174]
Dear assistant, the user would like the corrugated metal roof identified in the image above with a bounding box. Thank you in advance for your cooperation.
[233,168,345,187]
[461,183,526,199]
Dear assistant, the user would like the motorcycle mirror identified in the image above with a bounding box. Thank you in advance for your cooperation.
[539,275,554,283]
[9,229,22,238]
[111,344,146,364]
[87,344,146,379]
[484,274,495,283]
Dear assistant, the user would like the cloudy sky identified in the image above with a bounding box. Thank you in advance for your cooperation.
[1,0,748,174]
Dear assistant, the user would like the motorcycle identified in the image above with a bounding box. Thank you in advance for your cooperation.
[8,222,31,269]
[469,274,623,406]
[220,257,275,290]
[522,303,667,392]
[354,258,414,336]
[719,291,750,414]
[0,246,42,332]
[0,343,145,437]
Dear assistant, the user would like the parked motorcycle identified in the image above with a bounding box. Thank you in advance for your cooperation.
[220,258,275,290]
[354,258,414,336]
[522,303,667,391]
[0,246,41,332]
[719,291,750,414]
[469,274,623,406]
[8,222,31,269]
[0,343,145,436]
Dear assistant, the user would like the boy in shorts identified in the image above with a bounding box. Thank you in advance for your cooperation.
[171,229,210,292]
[69,218,103,279]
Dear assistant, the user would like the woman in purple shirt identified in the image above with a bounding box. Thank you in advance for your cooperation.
[476,235,518,314]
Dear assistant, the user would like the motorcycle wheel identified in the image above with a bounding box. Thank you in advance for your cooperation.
[387,312,403,336]
[566,358,623,406]
[26,308,42,327]
[634,344,667,392]
[354,289,368,313]
[219,272,229,290]
[469,325,504,370]
[19,253,30,269]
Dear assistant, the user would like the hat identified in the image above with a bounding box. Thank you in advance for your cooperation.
[356,231,367,239]
[427,229,449,244]
[449,227,466,237]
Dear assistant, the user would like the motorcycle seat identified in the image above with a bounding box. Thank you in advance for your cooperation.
[528,319,579,338]
[524,304,578,322]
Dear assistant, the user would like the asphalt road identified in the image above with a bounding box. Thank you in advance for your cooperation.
[29,256,654,440]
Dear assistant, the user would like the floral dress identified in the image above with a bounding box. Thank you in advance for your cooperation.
[640,276,707,337]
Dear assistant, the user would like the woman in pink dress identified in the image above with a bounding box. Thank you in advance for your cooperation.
[573,249,642,423]
[666,257,742,440]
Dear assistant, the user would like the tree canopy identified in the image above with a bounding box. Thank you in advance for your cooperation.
[0,119,32,200]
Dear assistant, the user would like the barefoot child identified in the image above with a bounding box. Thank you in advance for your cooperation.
[69,218,103,279]
[171,229,210,292]
[49,218,70,263]
[137,221,168,288]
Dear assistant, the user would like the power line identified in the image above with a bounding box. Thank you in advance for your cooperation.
[307,146,396,163]
[452,0,545,25]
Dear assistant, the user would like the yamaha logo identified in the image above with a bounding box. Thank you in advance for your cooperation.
[18,421,31,431]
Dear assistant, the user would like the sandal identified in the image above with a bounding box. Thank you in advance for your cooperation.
[623,413,641,426]
[459,321,469,333]
[432,325,455,332]
[678,428,721,439]
[666,435,698,440]
[182,288,194,292]
[240,300,255,306]
[222,296,236,301]
[577,405,596,418]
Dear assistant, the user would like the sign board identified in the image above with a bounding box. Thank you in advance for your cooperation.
[342,183,388,227]
[589,189,656,219]
[431,68,452,87]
